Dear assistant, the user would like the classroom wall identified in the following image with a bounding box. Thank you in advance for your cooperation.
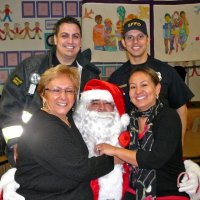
[0,0,200,101]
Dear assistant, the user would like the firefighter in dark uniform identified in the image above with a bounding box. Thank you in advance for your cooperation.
[0,17,100,166]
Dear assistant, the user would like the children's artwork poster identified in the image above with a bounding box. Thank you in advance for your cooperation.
[0,0,80,67]
[0,1,50,51]
[154,3,200,62]
[81,3,150,62]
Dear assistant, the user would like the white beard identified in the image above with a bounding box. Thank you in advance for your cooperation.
[73,103,124,200]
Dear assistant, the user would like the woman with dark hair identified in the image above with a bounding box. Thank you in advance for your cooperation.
[97,66,190,199]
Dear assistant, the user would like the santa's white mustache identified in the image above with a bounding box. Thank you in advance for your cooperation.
[89,111,115,119]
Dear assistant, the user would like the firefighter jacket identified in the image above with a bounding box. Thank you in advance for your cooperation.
[0,47,100,147]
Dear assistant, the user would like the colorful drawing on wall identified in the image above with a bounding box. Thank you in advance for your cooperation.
[32,22,42,39]
[12,23,23,39]
[104,18,117,51]
[93,14,105,51]
[163,11,189,55]
[21,22,32,39]
[0,20,44,41]
[154,3,200,62]
[3,22,13,40]
[0,4,12,22]
[82,3,150,62]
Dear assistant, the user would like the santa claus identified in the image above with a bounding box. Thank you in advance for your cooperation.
[73,79,132,200]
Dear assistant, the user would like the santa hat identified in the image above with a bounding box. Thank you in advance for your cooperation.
[81,79,130,128]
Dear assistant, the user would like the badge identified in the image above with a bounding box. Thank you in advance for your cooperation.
[12,75,23,86]
[27,73,40,95]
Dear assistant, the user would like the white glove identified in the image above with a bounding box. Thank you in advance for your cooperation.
[1,168,17,187]
[178,171,199,194]
[178,160,200,200]
[0,168,25,200]
[3,181,25,200]
[184,160,200,175]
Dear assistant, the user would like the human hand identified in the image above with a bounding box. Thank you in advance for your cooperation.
[178,171,199,195]
[184,160,200,175]
[0,168,25,200]
[3,181,25,200]
[1,168,17,187]
[96,143,117,156]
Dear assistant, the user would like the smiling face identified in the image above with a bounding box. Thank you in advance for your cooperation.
[43,74,76,120]
[129,71,161,111]
[54,23,81,65]
[122,29,149,64]
[87,100,115,112]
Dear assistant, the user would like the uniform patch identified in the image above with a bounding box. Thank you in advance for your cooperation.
[12,75,23,86]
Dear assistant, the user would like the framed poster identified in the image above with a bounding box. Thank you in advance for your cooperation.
[154,3,200,62]
[51,1,64,18]
[65,1,78,17]
[20,51,32,62]
[6,52,19,67]
[0,52,5,67]
[82,3,150,62]
[37,1,50,18]
[22,1,35,18]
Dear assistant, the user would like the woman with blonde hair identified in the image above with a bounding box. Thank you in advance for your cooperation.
[14,64,114,200]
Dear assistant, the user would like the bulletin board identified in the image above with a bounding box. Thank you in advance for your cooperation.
[0,0,80,52]
[0,0,82,89]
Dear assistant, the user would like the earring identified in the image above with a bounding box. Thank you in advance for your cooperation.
[42,99,49,111]
[42,100,46,109]
[156,94,159,99]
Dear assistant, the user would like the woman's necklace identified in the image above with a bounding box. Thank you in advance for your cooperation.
[61,116,71,128]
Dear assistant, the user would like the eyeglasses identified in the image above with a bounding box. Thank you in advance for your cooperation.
[87,100,115,112]
[45,88,76,96]
[124,33,146,42]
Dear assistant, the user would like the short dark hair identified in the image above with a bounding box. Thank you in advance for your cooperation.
[54,16,81,36]
[164,13,171,19]
[129,66,160,86]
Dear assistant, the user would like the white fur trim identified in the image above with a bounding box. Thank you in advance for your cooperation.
[98,165,123,200]
[121,113,130,129]
[81,89,114,103]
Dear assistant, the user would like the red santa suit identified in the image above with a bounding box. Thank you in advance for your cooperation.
[73,79,132,200]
